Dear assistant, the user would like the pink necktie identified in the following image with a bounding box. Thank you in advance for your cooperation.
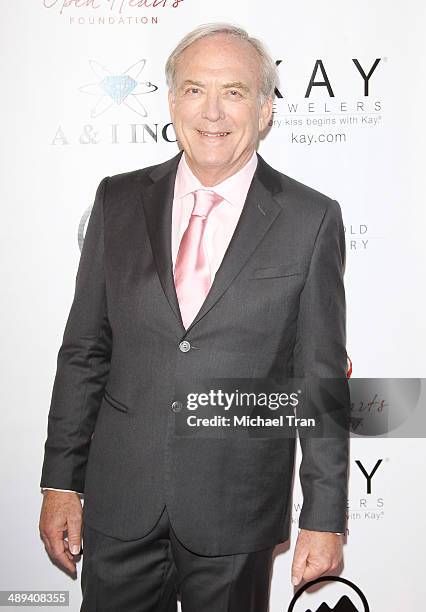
[174,189,223,329]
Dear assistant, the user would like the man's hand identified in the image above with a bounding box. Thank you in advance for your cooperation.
[291,529,343,586]
[39,491,83,576]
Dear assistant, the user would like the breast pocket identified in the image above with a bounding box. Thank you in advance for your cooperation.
[250,264,303,280]
[103,389,129,413]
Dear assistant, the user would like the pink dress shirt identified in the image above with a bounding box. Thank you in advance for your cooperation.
[171,151,258,281]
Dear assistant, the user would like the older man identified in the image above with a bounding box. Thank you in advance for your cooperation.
[39,23,350,612]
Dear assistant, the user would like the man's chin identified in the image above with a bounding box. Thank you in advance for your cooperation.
[189,151,233,169]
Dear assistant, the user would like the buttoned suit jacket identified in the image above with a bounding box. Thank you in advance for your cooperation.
[40,150,349,555]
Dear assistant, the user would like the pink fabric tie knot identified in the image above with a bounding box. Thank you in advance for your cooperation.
[174,189,223,329]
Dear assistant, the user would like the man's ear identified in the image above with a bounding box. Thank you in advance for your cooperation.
[258,96,273,131]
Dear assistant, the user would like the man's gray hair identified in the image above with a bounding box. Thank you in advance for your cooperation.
[165,23,279,104]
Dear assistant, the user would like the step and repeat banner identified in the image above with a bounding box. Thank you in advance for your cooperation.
[1,1,425,611]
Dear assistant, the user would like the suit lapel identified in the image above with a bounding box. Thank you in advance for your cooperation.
[141,151,284,334]
[141,151,185,328]
[186,157,283,332]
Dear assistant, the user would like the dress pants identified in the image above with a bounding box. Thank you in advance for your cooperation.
[81,506,274,612]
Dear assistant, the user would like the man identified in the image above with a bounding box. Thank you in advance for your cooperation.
[39,23,350,611]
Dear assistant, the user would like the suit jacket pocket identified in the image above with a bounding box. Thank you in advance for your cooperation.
[250,264,303,279]
[103,389,129,413]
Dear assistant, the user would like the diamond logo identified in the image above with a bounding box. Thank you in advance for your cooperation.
[100,75,137,104]
[80,59,158,117]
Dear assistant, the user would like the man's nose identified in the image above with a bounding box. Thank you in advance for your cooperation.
[201,92,225,122]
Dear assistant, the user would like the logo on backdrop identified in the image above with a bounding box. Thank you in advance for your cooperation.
[343,223,369,252]
[80,59,158,118]
[288,576,369,612]
[51,55,385,147]
[347,458,385,524]
[41,0,185,26]
[51,57,176,145]
[271,58,385,146]
[348,379,421,437]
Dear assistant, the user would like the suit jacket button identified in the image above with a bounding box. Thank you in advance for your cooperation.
[179,340,191,352]
[171,401,183,413]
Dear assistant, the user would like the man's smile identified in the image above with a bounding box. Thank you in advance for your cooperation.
[197,129,231,138]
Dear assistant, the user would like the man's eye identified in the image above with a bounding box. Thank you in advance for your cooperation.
[228,90,242,97]
[186,88,200,95]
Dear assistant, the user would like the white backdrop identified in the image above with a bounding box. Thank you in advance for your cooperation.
[1,1,426,610]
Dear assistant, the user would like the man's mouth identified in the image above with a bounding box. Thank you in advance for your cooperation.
[197,130,231,138]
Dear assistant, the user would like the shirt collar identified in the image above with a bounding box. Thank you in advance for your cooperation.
[174,150,258,209]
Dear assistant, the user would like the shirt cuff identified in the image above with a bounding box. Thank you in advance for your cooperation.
[41,487,84,496]
[298,528,344,535]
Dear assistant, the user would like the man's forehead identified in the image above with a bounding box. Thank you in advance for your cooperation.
[187,32,252,52]
[177,35,259,72]
[177,36,260,85]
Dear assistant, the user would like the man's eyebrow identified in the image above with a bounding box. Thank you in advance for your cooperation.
[221,82,251,92]
[178,79,251,92]
[180,79,205,89]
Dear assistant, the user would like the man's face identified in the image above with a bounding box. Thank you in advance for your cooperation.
[168,34,273,183]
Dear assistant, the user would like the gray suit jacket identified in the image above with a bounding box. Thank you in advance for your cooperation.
[40,151,349,555]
